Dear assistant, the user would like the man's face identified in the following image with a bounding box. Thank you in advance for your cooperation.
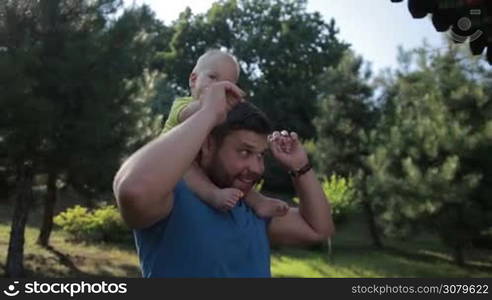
[190,55,239,100]
[205,130,268,195]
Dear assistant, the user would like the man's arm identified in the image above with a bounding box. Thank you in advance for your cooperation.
[266,131,335,245]
[113,82,244,229]
[268,169,334,245]
[179,91,242,123]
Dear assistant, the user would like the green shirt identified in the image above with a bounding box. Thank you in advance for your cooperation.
[161,97,193,134]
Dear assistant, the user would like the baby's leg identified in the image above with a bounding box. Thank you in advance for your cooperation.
[245,189,289,218]
[184,163,243,211]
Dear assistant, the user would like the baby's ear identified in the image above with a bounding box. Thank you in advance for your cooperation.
[189,72,197,89]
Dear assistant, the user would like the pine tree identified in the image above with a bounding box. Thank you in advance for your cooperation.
[0,0,164,275]
[367,44,492,264]
[313,50,382,247]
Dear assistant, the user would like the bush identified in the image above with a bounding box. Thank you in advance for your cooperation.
[54,204,132,244]
[322,174,357,224]
[294,174,357,224]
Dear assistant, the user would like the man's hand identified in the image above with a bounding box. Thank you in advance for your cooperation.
[199,81,245,125]
[268,130,309,171]
[267,130,334,246]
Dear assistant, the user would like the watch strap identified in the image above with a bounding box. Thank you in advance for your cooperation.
[288,162,312,178]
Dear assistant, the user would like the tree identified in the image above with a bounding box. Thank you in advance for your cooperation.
[37,2,164,246]
[0,0,164,275]
[366,44,492,264]
[5,163,34,277]
[1,0,47,276]
[313,50,383,247]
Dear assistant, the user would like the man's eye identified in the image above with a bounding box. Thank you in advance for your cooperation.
[239,150,249,157]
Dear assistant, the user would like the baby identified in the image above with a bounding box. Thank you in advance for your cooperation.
[162,49,288,218]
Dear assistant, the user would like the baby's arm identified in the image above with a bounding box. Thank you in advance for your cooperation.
[185,162,243,211]
[178,100,202,122]
[179,89,241,122]
[178,100,243,211]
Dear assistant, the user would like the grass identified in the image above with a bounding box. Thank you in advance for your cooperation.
[0,198,491,278]
[271,247,492,278]
[0,191,141,278]
[270,211,492,278]
[272,210,492,278]
[0,224,140,278]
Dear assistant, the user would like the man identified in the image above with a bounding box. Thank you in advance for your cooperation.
[113,81,334,277]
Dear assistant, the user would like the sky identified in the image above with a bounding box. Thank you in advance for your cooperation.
[125,0,450,73]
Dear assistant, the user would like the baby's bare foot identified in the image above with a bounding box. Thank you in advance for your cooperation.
[254,198,289,218]
[211,188,244,211]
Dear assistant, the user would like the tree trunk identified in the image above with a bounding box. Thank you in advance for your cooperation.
[453,204,466,266]
[6,164,34,278]
[363,199,384,249]
[453,244,466,266]
[37,171,57,247]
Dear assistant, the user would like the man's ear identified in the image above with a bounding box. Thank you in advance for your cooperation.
[200,135,216,162]
[189,72,197,89]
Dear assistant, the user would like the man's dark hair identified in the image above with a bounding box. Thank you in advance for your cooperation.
[211,102,272,146]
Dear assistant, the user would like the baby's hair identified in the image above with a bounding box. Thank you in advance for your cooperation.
[193,49,240,77]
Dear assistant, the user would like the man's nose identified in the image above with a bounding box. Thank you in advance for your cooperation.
[249,156,264,175]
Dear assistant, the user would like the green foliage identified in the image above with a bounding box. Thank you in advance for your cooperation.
[302,139,316,163]
[54,204,132,244]
[294,174,356,224]
[0,0,166,197]
[364,44,492,263]
[314,50,375,177]
[311,50,380,242]
[155,0,348,138]
[321,174,357,224]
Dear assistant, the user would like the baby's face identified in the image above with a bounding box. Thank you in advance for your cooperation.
[190,56,239,100]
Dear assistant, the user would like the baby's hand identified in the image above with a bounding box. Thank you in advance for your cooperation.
[212,188,244,211]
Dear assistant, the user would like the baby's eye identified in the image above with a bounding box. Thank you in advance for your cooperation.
[209,74,217,80]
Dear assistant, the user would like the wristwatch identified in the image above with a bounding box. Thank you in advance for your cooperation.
[288,162,312,178]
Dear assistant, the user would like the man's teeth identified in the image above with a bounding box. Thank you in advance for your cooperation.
[240,178,254,183]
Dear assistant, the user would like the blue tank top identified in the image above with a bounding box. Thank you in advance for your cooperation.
[133,180,271,277]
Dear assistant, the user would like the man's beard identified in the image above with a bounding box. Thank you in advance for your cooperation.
[205,154,234,189]
[204,152,261,194]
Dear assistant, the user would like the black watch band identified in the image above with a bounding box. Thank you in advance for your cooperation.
[288,162,312,178]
